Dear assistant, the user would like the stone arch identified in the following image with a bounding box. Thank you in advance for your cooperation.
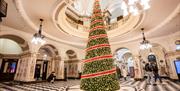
[114,47,135,77]
[114,47,130,53]
[35,44,61,80]
[0,34,29,52]
[139,43,169,77]
[38,44,59,58]
[0,34,30,81]
[114,47,132,60]
[151,43,167,53]
[139,43,167,62]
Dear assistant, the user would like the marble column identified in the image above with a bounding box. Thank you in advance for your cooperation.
[54,56,64,79]
[14,52,37,82]
[14,59,21,81]
[57,60,64,79]
[133,56,144,80]
[47,58,52,78]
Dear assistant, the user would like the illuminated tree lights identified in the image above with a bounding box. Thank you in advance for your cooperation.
[80,0,120,90]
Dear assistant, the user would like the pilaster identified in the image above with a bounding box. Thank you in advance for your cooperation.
[14,52,37,82]
[134,55,144,80]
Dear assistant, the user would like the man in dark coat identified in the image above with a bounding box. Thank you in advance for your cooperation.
[47,72,56,83]
[145,62,154,85]
[152,63,162,83]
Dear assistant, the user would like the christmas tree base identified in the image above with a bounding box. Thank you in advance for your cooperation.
[68,85,135,91]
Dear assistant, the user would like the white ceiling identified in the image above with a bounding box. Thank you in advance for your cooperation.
[2,0,180,49]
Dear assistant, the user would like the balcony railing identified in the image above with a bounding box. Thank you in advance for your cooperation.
[65,4,131,32]
[66,13,130,32]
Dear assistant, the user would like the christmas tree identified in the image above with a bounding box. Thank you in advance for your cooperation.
[80,0,120,90]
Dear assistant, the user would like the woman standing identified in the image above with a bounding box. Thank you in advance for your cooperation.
[122,67,128,81]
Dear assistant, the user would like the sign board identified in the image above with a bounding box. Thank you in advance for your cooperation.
[174,60,180,74]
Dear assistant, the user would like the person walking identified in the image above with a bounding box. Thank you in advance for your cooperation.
[152,62,162,84]
[145,63,154,85]
[122,67,128,81]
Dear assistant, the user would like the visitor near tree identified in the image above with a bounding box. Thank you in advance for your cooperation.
[47,72,56,83]
[122,67,128,81]
[145,62,154,85]
[152,62,162,84]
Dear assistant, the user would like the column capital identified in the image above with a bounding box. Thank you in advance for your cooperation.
[30,44,42,53]
[20,52,38,58]
[53,56,61,60]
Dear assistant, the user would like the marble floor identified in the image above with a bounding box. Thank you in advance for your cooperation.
[0,79,180,91]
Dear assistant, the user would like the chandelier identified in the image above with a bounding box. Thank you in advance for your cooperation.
[31,19,46,45]
[139,28,152,50]
[121,0,151,16]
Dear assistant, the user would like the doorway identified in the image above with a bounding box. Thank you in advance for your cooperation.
[114,48,135,78]
[34,60,48,80]
[36,44,60,81]
[0,59,18,81]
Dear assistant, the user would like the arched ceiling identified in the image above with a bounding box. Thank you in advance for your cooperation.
[115,48,131,60]
[0,39,23,54]
[39,44,59,57]
[2,0,180,49]
[0,35,29,51]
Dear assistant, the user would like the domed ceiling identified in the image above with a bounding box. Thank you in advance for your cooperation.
[70,0,123,18]
[2,0,180,48]
[57,0,143,38]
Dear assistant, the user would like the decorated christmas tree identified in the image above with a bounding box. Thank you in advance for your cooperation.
[80,0,120,90]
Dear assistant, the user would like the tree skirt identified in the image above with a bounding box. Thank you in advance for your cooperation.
[67,85,135,91]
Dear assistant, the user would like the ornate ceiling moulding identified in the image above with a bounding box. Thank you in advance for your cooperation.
[53,3,87,38]
[13,0,84,47]
[53,1,69,34]
[53,0,145,39]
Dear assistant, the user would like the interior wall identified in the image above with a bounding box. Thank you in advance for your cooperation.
[3,24,178,62]
[111,31,179,79]
[1,24,179,80]
[111,31,180,55]
[0,25,84,60]
[0,25,85,81]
